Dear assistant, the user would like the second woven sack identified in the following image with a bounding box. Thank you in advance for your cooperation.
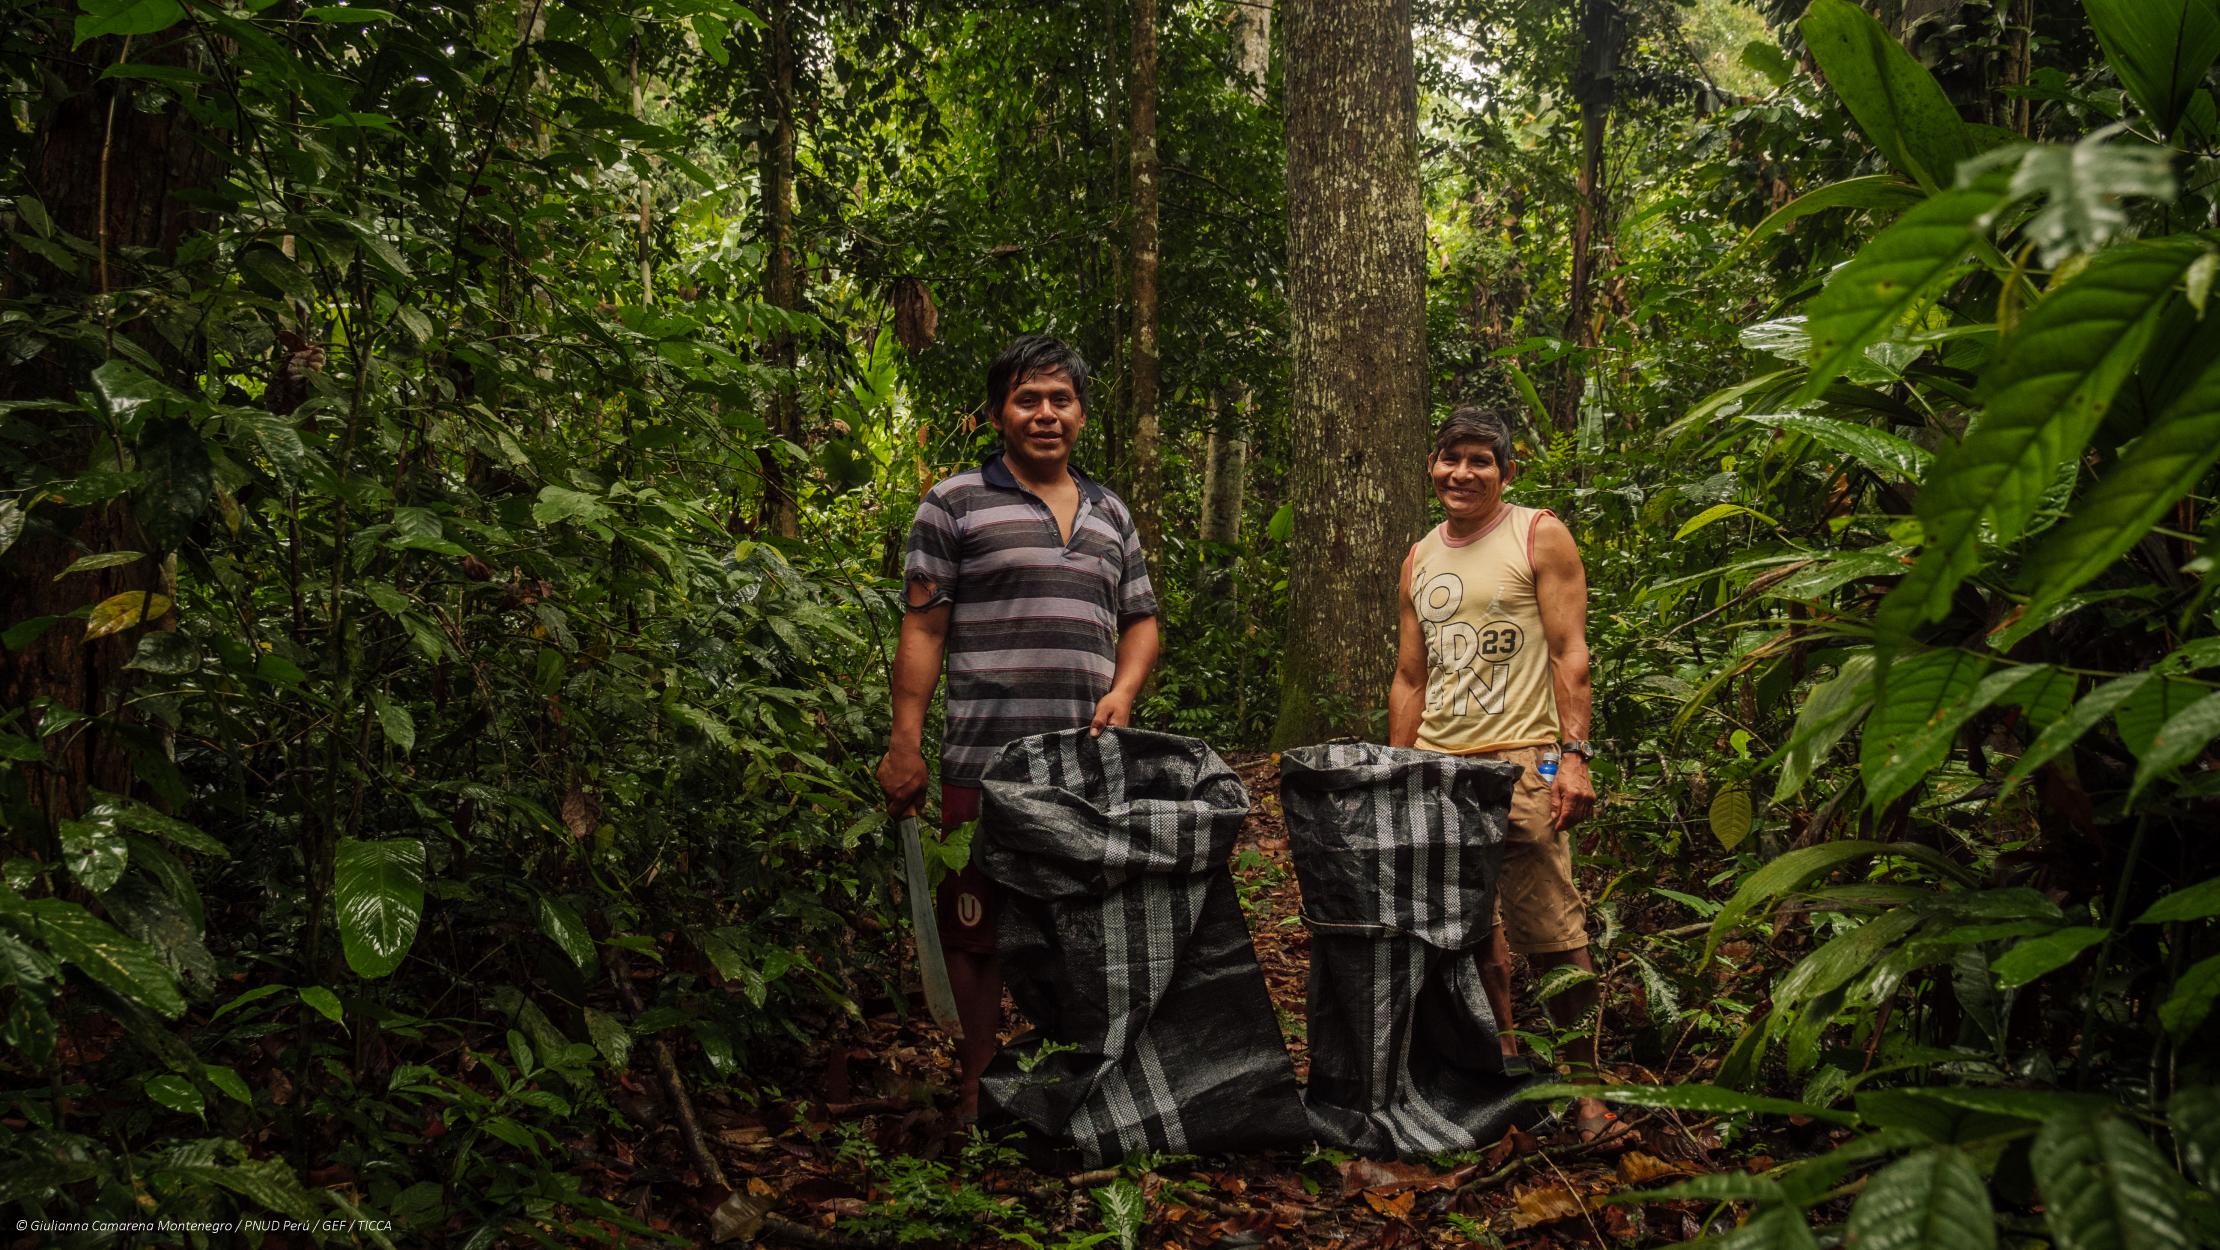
[1280,744,1542,1156]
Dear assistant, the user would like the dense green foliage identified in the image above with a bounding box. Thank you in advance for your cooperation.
[3,0,2219,1245]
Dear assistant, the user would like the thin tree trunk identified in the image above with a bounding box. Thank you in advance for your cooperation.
[1199,395,1247,549]
[1127,0,1163,566]
[1273,0,1429,748]
[632,35,655,305]
[760,0,802,539]
[1549,0,1622,432]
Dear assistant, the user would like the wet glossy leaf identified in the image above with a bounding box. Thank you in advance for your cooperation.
[333,837,424,979]
[83,591,173,640]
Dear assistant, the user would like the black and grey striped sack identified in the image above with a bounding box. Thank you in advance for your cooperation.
[976,728,1310,1167]
[1280,744,1542,1156]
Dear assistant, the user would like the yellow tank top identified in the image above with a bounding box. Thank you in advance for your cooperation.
[1408,506,1560,754]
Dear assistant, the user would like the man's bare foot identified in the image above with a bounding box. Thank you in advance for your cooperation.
[1572,1097,1634,1151]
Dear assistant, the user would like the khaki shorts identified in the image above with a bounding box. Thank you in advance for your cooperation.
[1475,746,1589,956]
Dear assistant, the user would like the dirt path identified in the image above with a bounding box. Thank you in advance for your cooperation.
[668,751,1754,1248]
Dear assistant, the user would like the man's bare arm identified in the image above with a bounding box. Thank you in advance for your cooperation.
[1091,614,1161,734]
[1531,516,1595,829]
[878,584,951,815]
[1388,553,1427,748]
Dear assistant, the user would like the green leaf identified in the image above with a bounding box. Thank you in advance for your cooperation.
[74,0,186,46]
[298,985,344,1025]
[1675,502,1776,540]
[1991,925,2108,988]
[2033,1109,2195,1250]
[1714,176,1926,274]
[1801,0,1971,188]
[83,590,173,640]
[2020,334,2220,622]
[2085,0,2220,139]
[1521,1081,1853,1124]
[333,837,425,979]
[2003,673,2152,790]
[20,895,184,1016]
[0,500,22,559]
[534,894,595,971]
[132,418,213,554]
[2115,676,2204,761]
[2162,953,2220,1041]
[92,360,172,428]
[1858,650,1997,809]
[2011,132,2178,266]
[236,242,314,301]
[1708,785,1753,850]
[125,631,200,675]
[1775,652,1877,801]
[59,816,128,894]
[1844,1147,1995,1250]
[532,485,611,527]
[210,983,289,1019]
[369,692,416,753]
[53,550,144,579]
[1745,413,1933,480]
[1704,839,1969,964]
[2130,691,2220,796]
[145,1074,204,1118]
[583,1007,632,1070]
[2136,876,2220,924]
[203,1064,253,1106]
[1883,241,2205,640]
[111,800,227,857]
[1795,169,2016,403]
[2172,1085,2220,1194]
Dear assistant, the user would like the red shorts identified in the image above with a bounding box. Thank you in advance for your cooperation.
[932,783,998,955]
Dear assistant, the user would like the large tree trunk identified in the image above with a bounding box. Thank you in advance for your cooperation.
[760,0,802,539]
[1,23,213,845]
[1272,0,1429,748]
[1550,0,1622,432]
[1127,0,1163,567]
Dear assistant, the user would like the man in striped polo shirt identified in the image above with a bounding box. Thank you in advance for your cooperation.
[878,334,1161,1119]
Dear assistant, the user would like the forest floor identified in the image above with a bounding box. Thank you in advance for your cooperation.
[641,752,1812,1249]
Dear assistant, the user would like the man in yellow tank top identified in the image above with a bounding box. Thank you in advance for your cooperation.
[1388,407,1620,1145]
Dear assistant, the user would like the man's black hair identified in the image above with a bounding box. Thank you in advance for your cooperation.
[985,334,1091,420]
[1433,406,1515,467]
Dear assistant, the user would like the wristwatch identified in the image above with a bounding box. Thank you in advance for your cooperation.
[1559,739,1599,762]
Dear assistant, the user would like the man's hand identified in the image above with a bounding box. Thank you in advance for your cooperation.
[878,745,929,816]
[1551,753,1596,833]
[1089,689,1137,736]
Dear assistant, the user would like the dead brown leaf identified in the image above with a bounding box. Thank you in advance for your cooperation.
[1337,1157,1464,1196]
[708,1190,770,1244]
[1361,1190,1415,1221]
[1509,1183,1590,1229]
[1616,1151,1694,1186]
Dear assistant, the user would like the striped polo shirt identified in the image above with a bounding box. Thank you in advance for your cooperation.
[904,453,1158,784]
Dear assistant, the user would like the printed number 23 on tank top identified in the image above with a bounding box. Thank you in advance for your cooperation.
[1409,505,1560,755]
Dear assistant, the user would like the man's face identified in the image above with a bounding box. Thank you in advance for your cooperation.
[1428,439,1511,522]
[993,367,1086,472]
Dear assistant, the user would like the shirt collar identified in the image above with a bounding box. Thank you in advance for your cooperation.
[981,451,1105,504]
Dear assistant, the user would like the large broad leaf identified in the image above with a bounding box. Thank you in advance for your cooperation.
[333,837,425,979]
[74,0,186,45]
[2032,1110,2195,1250]
[2130,691,2220,797]
[1880,240,2204,641]
[1713,176,1926,274]
[1704,839,1947,963]
[2085,0,2220,140]
[1795,169,2016,403]
[59,816,128,894]
[1991,925,2109,988]
[1800,0,1972,189]
[2136,876,2220,924]
[1859,652,2031,809]
[1775,652,1877,801]
[2173,1085,2220,1194]
[1520,1081,1850,1124]
[2002,673,2153,790]
[1744,413,1933,480]
[1844,1147,1996,1250]
[534,894,595,971]
[17,895,185,1017]
[2161,953,2220,1040]
[132,419,214,554]
[2020,335,2220,623]
[2012,132,2178,266]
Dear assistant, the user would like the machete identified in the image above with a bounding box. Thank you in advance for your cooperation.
[899,815,964,1038]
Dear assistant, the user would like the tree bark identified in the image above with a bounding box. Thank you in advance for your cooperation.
[1127,0,1163,567]
[1,23,213,842]
[1273,0,1429,748]
[1199,396,1247,549]
[1549,0,1623,433]
[760,0,802,539]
